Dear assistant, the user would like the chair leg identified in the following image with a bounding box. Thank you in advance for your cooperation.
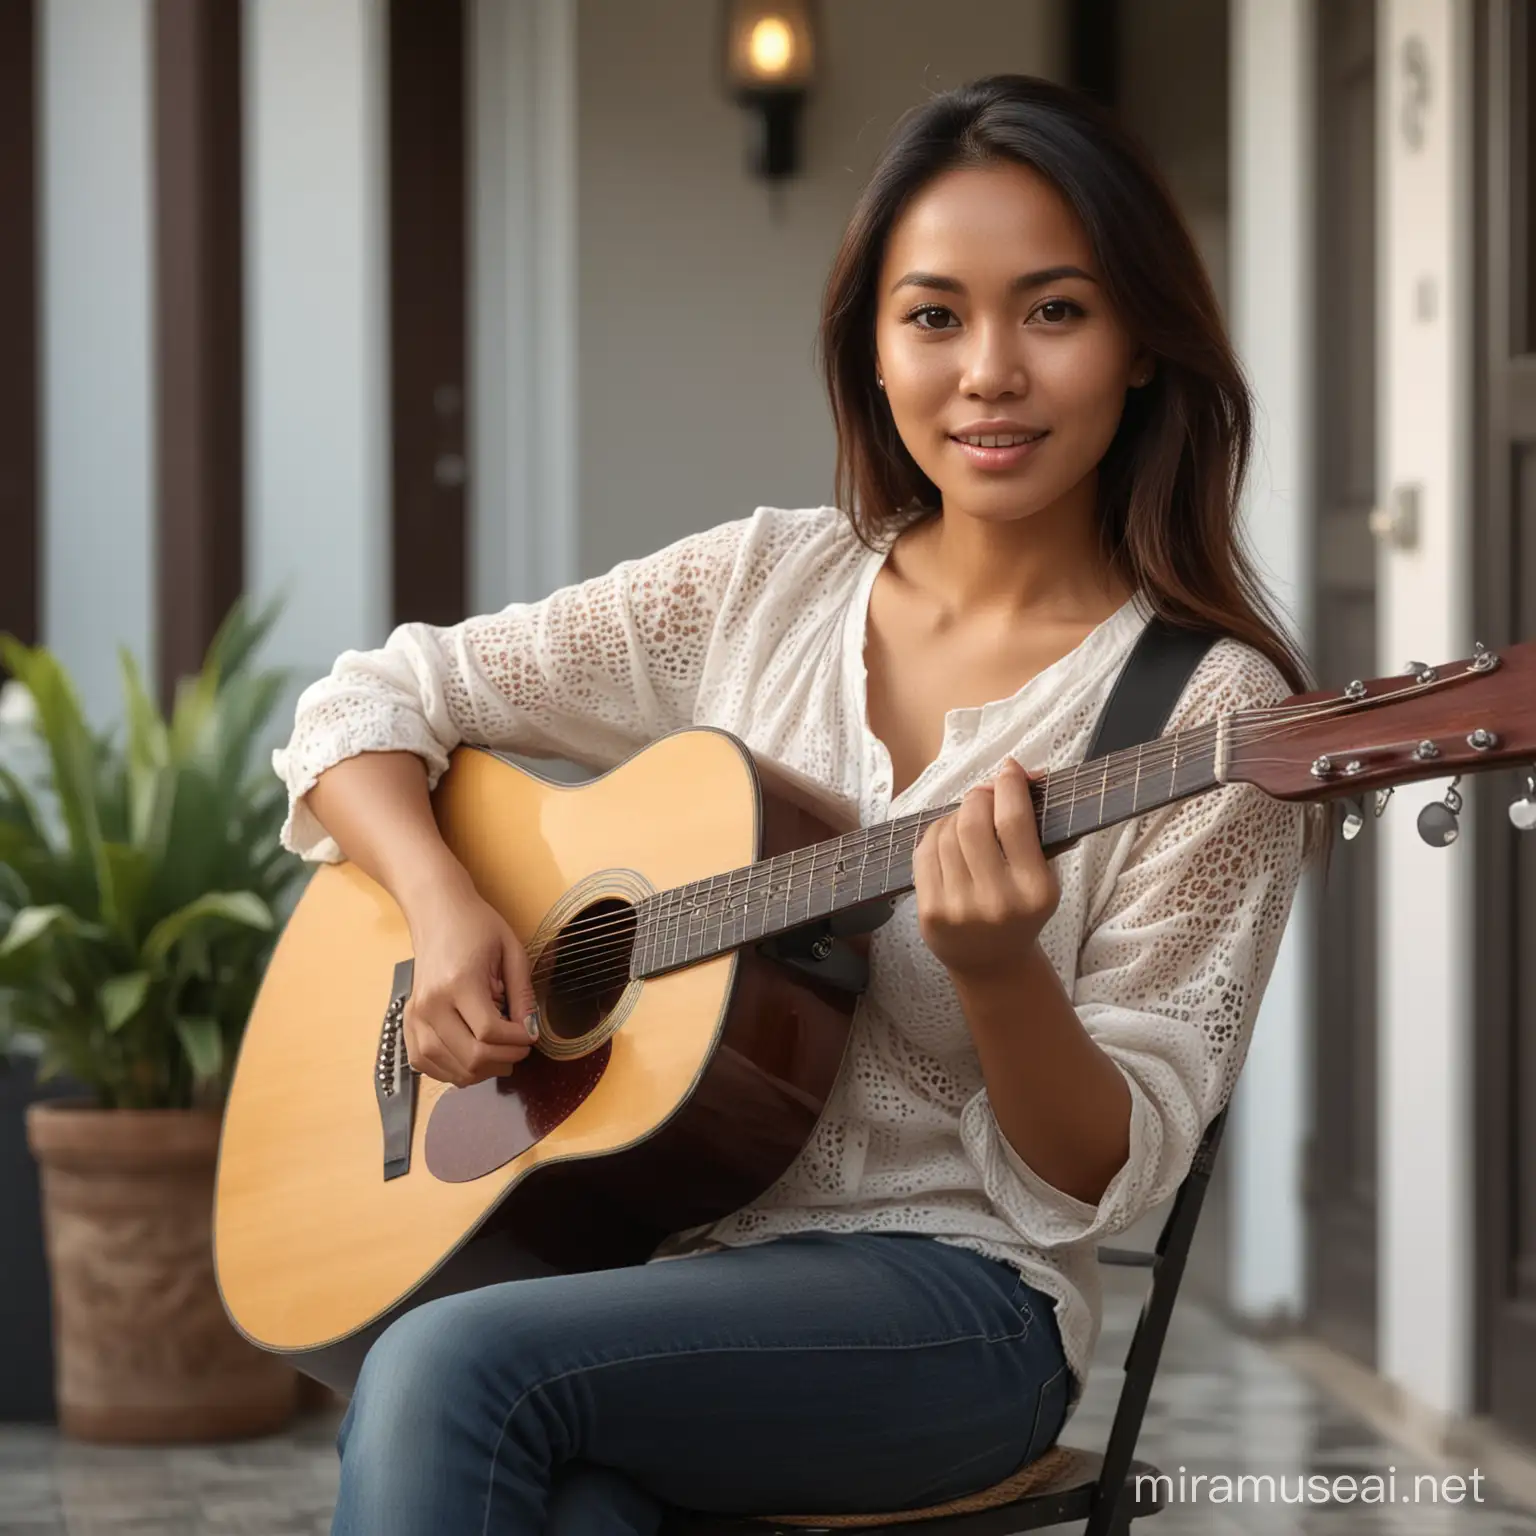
[1082,1485,1136,1536]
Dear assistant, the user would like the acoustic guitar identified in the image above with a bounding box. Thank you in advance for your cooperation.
[214,639,1536,1388]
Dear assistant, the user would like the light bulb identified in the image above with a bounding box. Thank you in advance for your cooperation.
[749,16,794,77]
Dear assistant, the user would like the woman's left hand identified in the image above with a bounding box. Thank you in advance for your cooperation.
[913,757,1060,981]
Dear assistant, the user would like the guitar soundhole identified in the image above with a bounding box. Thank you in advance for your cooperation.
[537,897,637,1045]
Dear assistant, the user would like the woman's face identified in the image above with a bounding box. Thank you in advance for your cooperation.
[873,159,1148,529]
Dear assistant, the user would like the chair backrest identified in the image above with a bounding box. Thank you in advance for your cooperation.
[1088,1105,1230,1528]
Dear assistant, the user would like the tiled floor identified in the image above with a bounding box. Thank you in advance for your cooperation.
[3,1267,1535,1535]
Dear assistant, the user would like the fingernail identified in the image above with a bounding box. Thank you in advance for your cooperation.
[524,1010,540,1041]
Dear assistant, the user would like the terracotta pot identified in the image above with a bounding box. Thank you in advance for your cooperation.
[25,1100,299,1442]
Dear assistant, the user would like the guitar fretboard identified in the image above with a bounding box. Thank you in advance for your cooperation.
[630,722,1224,978]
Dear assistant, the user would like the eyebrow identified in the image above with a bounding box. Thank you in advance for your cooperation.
[889,265,1098,297]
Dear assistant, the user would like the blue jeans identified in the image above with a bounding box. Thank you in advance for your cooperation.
[331,1230,1071,1535]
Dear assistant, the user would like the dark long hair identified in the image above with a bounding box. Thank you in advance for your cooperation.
[817,73,1311,700]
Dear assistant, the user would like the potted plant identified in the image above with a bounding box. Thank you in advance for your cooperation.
[0,598,307,1442]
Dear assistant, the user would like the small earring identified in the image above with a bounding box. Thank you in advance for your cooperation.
[877,374,885,390]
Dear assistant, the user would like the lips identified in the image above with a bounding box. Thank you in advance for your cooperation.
[948,432,1049,470]
[948,420,1049,441]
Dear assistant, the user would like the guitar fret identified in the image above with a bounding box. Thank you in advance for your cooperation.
[632,725,1228,980]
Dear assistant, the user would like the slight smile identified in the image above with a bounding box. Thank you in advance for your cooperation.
[948,431,1049,469]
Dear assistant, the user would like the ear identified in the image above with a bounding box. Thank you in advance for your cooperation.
[1128,348,1155,389]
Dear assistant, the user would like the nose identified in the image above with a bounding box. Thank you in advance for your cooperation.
[957,316,1028,399]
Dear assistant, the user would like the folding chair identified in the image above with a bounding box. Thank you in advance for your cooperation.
[664,1104,1230,1536]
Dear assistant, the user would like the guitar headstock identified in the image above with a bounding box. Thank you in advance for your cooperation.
[1222,639,1536,824]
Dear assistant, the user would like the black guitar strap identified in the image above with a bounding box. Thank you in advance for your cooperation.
[1084,613,1221,763]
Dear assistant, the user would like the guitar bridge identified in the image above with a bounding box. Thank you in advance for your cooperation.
[374,959,418,1181]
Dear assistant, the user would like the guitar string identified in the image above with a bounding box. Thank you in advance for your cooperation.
[527,703,1359,990]
[523,676,1482,991]
[535,717,1234,980]
[533,741,1225,998]
[528,724,1218,962]
[521,731,1219,980]
[515,669,1465,965]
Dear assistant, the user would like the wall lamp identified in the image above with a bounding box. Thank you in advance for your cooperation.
[721,0,818,181]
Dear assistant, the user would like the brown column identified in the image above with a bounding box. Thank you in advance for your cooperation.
[389,0,468,629]
[154,0,244,706]
[0,0,39,653]
[1069,0,1121,111]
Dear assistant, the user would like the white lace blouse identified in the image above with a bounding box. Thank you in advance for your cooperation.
[272,504,1308,1418]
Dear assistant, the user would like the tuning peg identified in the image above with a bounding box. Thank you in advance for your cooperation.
[1511,771,1536,832]
[1417,776,1463,847]
[1341,797,1366,841]
[1374,786,1395,818]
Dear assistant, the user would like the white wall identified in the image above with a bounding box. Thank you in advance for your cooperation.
[1227,0,1314,1326]
[571,0,1066,579]
[470,0,580,611]
[1377,0,1475,1421]
[245,0,389,709]
[40,0,154,723]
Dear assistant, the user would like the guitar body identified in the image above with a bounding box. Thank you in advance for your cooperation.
[214,729,861,1390]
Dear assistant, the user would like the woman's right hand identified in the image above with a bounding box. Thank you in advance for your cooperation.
[400,868,541,1088]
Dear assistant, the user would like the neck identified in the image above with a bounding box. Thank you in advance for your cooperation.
[632,718,1226,979]
[919,480,1120,618]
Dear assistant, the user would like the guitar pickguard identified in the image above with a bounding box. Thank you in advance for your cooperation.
[423,1040,611,1183]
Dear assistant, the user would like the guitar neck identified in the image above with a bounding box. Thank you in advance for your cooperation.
[632,720,1225,978]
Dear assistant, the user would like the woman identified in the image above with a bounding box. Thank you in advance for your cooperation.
[278,73,1316,1535]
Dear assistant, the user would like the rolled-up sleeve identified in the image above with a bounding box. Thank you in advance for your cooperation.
[968,643,1311,1250]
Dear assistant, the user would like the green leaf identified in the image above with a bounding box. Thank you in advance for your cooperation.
[141,891,272,968]
[175,1015,223,1084]
[208,669,290,799]
[0,639,107,884]
[0,904,78,959]
[117,647,174,851]
[203,592,285,685]
[0,903,104,991]
[97,842,154,946]
[0,835,30,908]
[99,971,152,1033]
[168,667,221,767]
[140,763,227,917]
[118,645,168,770]
[0,762,53,857]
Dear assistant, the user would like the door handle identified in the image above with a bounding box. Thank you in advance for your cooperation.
[1368,482,1420,550]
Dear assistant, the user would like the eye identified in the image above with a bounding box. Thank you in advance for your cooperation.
[1030,298,1085,325]
[901,304,958,332]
